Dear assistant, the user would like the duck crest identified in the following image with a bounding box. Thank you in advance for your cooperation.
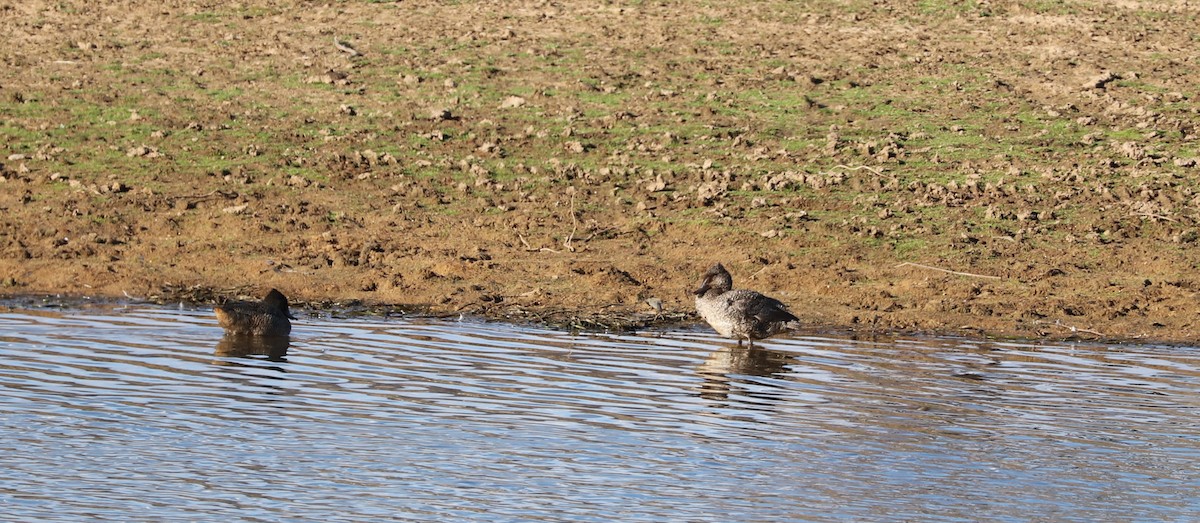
[694,263,798,346]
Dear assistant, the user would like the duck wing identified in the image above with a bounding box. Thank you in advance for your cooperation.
[214,301,272,331]
[723,290,798,324]
[748,294,799,324]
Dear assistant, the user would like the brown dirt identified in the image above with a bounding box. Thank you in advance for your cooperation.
[3,1,1200,342]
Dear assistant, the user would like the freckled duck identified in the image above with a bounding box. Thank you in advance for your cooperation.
[694,263,798,346]
[213,289,295,337]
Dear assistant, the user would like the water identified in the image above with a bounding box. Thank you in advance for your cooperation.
[1,301,1198,522]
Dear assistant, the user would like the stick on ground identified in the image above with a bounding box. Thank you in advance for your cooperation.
[895,262,1002,280]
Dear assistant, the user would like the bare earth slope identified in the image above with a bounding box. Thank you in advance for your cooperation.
[3,1,1200,342]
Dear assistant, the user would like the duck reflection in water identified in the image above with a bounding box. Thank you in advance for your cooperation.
[695,344,794,405]
[214,335,290,362]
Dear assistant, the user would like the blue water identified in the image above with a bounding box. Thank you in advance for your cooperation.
[1,302,1197,522]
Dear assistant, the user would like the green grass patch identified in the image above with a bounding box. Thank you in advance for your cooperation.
[184,12,222,23]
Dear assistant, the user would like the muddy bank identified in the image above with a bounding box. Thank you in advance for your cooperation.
[3,1,1200,343]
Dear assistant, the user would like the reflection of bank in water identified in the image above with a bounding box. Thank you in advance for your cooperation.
[214,335,290,362]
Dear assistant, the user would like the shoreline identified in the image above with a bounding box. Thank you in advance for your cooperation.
[0,286,1173,347]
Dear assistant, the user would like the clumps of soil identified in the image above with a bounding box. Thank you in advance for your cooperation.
[5,1,1200,343]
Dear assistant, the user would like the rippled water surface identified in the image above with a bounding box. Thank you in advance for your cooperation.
[2,302,1198,522]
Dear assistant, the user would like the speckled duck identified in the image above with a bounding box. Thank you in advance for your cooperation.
[694,263,799,346]
[213,289,295,337]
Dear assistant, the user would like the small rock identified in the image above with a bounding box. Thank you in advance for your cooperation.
[1173,229,1199,243]
[695,181,724,203]
[1085,71,1120,90]
[1173,157,1197,168]
[125,145,160,158]
[645,173,667,192]
[500,96,526,109]
[222,204,248,215]
[429,107,453,121]
[304,70,349,85]
[1114,141,1145,161]
[339,104,357,116]
[1015,209,1039,222]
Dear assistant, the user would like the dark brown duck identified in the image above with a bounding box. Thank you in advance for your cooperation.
[213,289,295,337]
[694,263,799,346]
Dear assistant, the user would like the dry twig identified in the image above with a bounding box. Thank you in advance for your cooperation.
[519,233,560,253]
[334,37,361,57]
[1129,212,1178,223]
[1037,320,1104,337]
[748,264,771,279]
[563,193,578,252]
[895,262,1002,280]
[827,164,884,176]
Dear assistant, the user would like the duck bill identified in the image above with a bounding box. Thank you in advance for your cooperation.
[694,281,710,296]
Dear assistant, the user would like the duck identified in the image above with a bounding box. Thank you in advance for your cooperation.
[694,263,799,346]
[213,289,295,337]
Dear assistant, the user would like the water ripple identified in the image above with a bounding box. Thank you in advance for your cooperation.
[1,304,1198,522]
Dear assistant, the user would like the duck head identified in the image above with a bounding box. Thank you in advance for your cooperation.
[694,263,734,297]
[264,289,297,320]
